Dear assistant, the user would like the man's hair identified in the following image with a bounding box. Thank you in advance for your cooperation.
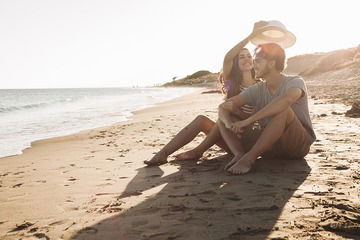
[254,43,286,72]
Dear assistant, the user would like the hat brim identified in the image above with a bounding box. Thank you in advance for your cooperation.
[250,26,296,49]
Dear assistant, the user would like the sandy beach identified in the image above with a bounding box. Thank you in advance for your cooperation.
[0,89,359,240]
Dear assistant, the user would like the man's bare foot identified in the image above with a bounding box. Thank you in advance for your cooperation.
[224,153,244,170]
[144,152,168,166]
[174,149,203,161]
[227,152,257,175]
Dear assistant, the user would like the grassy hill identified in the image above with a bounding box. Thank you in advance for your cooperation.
[162,70,219,87]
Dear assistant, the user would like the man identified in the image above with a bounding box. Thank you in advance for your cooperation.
[218,43,316,175]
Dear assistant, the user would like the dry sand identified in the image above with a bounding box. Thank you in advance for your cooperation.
[0,90,359,240]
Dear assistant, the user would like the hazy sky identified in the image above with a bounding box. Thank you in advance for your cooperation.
[0,0,359,89]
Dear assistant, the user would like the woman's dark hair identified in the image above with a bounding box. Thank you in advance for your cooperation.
[223,48,255,99]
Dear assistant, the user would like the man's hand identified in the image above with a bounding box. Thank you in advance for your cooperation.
[230,118,252,134]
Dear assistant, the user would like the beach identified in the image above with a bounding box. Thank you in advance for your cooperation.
[0,89,359,240]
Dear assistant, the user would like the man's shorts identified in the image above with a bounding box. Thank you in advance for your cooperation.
[264,115,313,159]
[242,116,313,159]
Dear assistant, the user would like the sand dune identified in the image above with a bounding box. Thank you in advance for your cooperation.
[286,45,360,106]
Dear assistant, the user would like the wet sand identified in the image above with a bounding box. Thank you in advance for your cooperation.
[0,90,359,240]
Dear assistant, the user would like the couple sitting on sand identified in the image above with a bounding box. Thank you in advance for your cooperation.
[145,21,316,174]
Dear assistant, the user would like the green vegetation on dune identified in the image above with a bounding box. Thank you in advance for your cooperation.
[162,70,219,87]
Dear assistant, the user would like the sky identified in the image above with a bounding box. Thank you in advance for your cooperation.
[0,0,359,89]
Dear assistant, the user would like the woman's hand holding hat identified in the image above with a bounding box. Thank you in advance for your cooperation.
[250,21,268,37]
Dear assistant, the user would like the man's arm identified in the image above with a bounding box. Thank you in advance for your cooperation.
[218,95,247,128]
[245,87,303,126]
[230,88,302,134]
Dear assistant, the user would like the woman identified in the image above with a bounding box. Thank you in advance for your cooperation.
[144,23,264,166]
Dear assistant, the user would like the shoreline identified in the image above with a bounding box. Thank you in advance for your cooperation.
[1,89,359,240]
[0,88,206,161]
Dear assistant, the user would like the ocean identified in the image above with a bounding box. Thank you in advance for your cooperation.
[0,87,198,158]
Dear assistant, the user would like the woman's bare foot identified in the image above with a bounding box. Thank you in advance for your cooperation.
[174,149,203,161]
[227,152,257,175]
[144,152,168,166]
[224,153,244,170]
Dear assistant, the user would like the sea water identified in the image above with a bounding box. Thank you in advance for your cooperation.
[0,87,198,158]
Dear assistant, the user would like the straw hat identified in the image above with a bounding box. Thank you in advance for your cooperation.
[250,20,296,49]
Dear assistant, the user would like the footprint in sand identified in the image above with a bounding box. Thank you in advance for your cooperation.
[131,219,149,227]
[98,201,123,213]
[84,155,94,160]
[141,232,179,240]
[168,204,188,212]
[95,192,116,196]
[119,149,130,153]
[28,227,38,232]
[352,172,360,180]
[12,183,23,188]
[9,222,34,232]
[335,165,350,170]
[148,174,162,178]
[144,223,161,230]
[96,183,112,187]
[65,206,79,211]
[33,233,50,240]
[0,172,11,177]
[173,184,193,190]
[258,183,274,188]
[77,226,98,234]
[134,207,161,215]
[225,195,242,201]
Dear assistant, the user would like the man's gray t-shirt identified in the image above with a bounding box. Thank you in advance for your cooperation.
[239,74,316,143]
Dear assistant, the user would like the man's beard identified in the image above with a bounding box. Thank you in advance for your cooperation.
[255,65,270,79]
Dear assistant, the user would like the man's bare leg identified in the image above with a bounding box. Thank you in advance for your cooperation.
[228,107,295,174]
[144,115,215,166]
[217,121,247,170]
[175,122,231,160]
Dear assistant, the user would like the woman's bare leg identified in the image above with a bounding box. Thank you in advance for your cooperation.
[144,115,215,166]
[175,121,231,160]
[176,112,249,161]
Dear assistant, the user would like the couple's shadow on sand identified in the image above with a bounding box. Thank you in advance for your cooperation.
[70,154,310,240]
